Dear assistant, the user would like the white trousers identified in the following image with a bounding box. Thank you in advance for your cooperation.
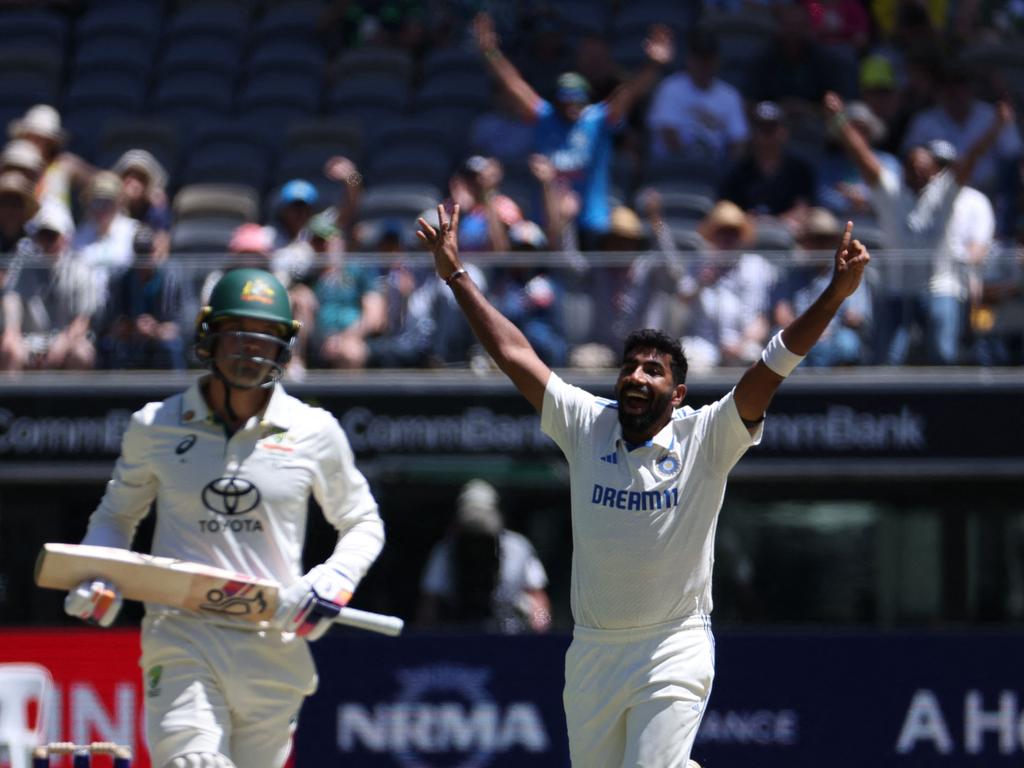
[563,614,715,768]
[139,613,317,768]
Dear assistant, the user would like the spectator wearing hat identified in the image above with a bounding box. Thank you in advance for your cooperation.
[8,104,94,215]
[1,139,45,188]
[0,171,39,255]
[113,149,171,258]
[472,12,674,248]
[901,62,1022,197]
[719,101,817,232]
[310,211,385,370]
[198,222,275,308]
[269,179,318,288]
[772,207,871,366]
[97,226,186,370]
[72,171,138,303]
[646,28,748,162]
[825,90,1008,364]
[417,479,551,634]
[1,204,99,371]
[819,100,902,218]
[490,219,568,366]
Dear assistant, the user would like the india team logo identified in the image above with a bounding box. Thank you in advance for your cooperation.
[240,278,275,305]
[655,453,681,478]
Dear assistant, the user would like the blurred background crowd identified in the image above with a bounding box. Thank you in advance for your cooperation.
[2,0,1024,377]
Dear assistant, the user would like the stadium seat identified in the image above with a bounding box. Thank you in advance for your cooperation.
[0,73,59,114]
[421,48,485,81]
[166,4,250,44]
[180,141,271,191]
[173,183,260,223]
[414,74,491,114]
[644,187,716,222]
[364,147,452,189]
[0,9,69,49]
[640,154,723,189]
[752,219,795,252]
[0,48,63,86]
[667,222,707,251]
[236,73,321,113]
[151,72,234,130]
[284,118,362,158]
[612,0,693,34]
[357,184,444,222]
[247,39,327,78]
[170,216,240,254]
[159,35,242,78]
[76,3,161,40]
[275,143,362,186]
[251,1,323,43]
[95,119,179,178]
[331,46,413,81]
[74,35,152,75]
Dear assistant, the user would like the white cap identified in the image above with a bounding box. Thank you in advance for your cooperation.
[29,203,75,237]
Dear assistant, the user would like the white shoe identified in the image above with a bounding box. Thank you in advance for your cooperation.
[687,761,702,768]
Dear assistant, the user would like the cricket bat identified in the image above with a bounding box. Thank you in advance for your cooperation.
[35,543,403,637]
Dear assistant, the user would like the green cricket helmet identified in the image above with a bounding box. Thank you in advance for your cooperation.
[194,268,301,388]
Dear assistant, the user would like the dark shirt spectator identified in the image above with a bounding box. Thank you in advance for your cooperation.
[719,101,817,226]
[98,227,186,370]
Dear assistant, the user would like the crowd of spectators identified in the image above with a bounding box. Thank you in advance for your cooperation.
[3,0,1024,374]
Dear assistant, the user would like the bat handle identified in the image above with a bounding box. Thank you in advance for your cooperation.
[334,606,404,636]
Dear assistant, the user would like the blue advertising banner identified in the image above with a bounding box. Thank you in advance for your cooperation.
[299,631,1024,767]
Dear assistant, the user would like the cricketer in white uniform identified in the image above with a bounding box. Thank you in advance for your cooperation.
[417,204,870,767]
[64,268,385,768]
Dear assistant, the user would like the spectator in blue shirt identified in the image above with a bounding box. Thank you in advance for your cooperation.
[471,12,673,248]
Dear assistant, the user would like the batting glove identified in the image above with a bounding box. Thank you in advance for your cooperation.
[276,565,353,641]
[64,579,123,627]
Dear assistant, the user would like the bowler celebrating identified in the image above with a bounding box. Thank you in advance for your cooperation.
[63,268,384,768]
[418,205,869,767]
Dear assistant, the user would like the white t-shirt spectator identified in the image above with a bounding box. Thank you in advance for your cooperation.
[647,73,748,159]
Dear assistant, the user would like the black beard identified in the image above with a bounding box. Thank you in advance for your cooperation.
[617,389,674,437]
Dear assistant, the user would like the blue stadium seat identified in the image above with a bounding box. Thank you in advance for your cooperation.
[77,3,161,40]
[248,39,327,78]
[369,119,451,158]
[331,46,413,81]
[95,119,179,180]
[0,73,59,112]
[181,141,271,191]
[170,216,240,254]
[159,35,242,78]
[325,74,409,129]
[640,154,723,189]
[0,9,69,48]
[74,35,152,75]
[421,48,484,81]
[752,219,795,252]
[151,72,234,115]
[284,118,362,158]
[166,4,250,44]
[414,74,491,113]
[236,73,321,113]
[251,1,323,43]
[364,147,452,189]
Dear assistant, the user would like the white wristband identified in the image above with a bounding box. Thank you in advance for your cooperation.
[761,331,805,377]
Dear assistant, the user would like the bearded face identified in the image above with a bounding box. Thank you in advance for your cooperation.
[614,348,681,439]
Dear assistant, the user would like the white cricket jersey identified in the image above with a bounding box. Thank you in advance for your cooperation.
[82,378,384,622]
[542,373,761,630]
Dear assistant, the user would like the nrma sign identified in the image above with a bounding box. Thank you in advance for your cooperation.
[336,664,550,768]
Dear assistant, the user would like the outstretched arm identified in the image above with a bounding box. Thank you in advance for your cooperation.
[953,100,1015,187]
[472,12,542,122]
[417,204,551,413]
[824,91,882,186]
[605,24,673,125]
[733,221,870,426]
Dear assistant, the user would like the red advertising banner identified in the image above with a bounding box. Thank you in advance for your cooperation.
[0,628,149,767]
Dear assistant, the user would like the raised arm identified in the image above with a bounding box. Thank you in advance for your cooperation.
[472,12,542,122]
[953,100,1015,187]
[824,91,882,187]
[605,24,674,125]
[733,221,869,426]
[418,204,551,413]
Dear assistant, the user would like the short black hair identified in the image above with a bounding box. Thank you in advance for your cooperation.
[622,329,688,384]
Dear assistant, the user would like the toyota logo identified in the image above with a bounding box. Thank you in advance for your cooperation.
[201,477,261,516]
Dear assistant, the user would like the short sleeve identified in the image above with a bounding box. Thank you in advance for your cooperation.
[692,388,762,474]
[540,372,598,457]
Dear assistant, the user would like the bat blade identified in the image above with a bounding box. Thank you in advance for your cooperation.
[35,543,279,622]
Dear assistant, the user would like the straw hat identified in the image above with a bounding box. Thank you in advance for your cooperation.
[82,171,123,204]
[8,104,66,145]
[0,171,40,218]
[609,205,644,241]
[113,149,168,191]
[800,207,842,240]
[1,139,44,174]
[697,200,754,244]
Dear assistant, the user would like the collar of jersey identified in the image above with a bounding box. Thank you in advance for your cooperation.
[180,377,293,431]
[617,420,675,452]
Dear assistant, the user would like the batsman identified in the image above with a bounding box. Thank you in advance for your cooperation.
[63,268,385,768]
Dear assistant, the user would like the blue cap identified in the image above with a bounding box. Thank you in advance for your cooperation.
[556,72,591,104]
[277,179,318,207]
